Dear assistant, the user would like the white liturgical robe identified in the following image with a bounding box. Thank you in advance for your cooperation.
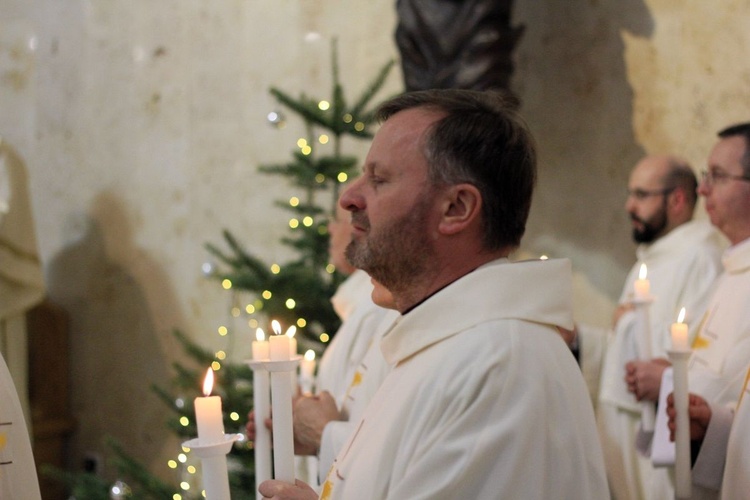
[320,258,608,500]
[596,220,724,500]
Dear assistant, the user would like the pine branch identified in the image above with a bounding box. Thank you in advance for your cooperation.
[350,58,398,118]
[106,437,180,500]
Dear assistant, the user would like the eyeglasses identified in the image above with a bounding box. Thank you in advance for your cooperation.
[700,169,750,186]
[626,187,675,201]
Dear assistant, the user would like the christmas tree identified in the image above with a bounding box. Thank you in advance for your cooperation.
[48,40,395,499]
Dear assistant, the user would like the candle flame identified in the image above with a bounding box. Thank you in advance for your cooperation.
[286,325,297,339]
[304,349,316,361]
[256,328,265,342]
[677,307,686,323]
[271,319,282,335]
[202,367,214,397]
[639,263,648,280]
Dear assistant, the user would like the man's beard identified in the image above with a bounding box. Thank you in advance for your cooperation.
[345,197,435,292]
[631,203,668,244]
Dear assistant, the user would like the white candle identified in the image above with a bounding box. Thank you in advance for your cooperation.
[251,328,272,495]
[669,349,692,498]
[269,321,295,482]
[299,350,316,394]
[252,327,270,360]
[194,368,224,444]
[286,325,298,357]
[671,307,689,351]
[634,263,650,299]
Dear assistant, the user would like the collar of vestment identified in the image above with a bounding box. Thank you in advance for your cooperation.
[722,236,750,275]
[380,257,574,365]
[635,219,716,262]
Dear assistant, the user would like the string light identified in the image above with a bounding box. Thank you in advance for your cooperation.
[326,264,335,274]
[271,264,281,274]
[211,361,221,371]
[180,481,190,491]
[337,172,348,182]
[285,299,296,309]
[289,196,299,207]
[231,307,240,317]
[218,326,228,336]
[354,122,365,131]
[262,290,272,299]
[297,138,307,148]
[301,145,312,155]
[320,333,330,343]
[221,279,232,289]
[245,304,255,314]
[296,318,307,327]
[315,174,325,183]
[289,218,300,229]
[179,416,189,427]
[168,460,178,469]
[230,412,240,421]
[343,113,353,123]
[216,351,226,360]
[302,216,313,227]
[319,134,329,144]
[318,100,330,110]
[249,318,259,328]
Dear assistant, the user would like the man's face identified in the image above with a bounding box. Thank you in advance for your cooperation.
[625,160,670,244]
[698,135,750,244]
[339,108,443,292]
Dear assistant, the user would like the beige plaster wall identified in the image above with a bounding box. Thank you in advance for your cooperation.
[2,0,749,487]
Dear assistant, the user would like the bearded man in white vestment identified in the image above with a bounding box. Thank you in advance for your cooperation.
[258,89,608,500]
[590,155,724,500]
[647,122,750,499]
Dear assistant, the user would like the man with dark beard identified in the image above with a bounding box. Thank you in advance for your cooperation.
[259,90,609,499]
[593,154,726,500]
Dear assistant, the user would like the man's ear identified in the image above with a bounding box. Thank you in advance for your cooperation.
[438,183,482,235]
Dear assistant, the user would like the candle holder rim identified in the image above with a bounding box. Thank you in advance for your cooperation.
[246,357,302,372]
[182,433,242,458]
[631,296,655,305]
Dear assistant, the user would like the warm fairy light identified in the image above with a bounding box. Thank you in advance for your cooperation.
[180,481,190,490]
[354,122,365,131]
[222,279,232,289]
[202,368,214,396]
[216,350,226,360]
[187,465,196,474]
[297,138,308,148]
[182,445,190,452]
[211,361,221,371]
[271,264,281,274]
[272,320,282,335]
[218,326,228,336]
[245,304,256,314]
[319,134,329,144]
[256,328,265,342]
[286,325,297,338]
[178,453,187,463]
[318,100,330,110]
[540,255,548,260]
[289,218,300,229]
[337,172,348,182]
[173,494,182,500]
[301,145,312,155]
[304,349,316,361]
[639,263,648,280]
[249,318,259,328]
[343,113,353,123]
[315,174,325,183]
[677,307,686,323]
[289,196,299,207]
[303,216,313,226]
[320,333,330,343]
[230,412,239,421]
[326,264,335,274]
[296,318,307,327]
[168,460,177,468]
[231,307,240,317]
[262,290,272,299]
[180,416,189,426]
[285,298,296,309]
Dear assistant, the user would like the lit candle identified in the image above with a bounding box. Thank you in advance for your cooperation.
[285,325,298,357]
[252,327,270,360]
[251,328,272,494]
[270,320,291,361]
[669,328,692,498]
[634,263,650,300]
[299,349,316,394]
[671,307,689,351]
[194,368,224,444]
[269,320,295,482]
